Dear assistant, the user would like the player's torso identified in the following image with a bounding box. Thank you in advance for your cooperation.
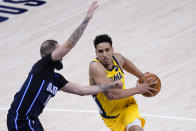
[92,56,134,118]
[9,67,60,119]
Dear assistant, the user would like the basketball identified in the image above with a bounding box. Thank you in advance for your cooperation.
[139,73,161,97]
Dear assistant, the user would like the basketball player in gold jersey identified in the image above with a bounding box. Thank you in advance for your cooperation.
[89,34,156,131]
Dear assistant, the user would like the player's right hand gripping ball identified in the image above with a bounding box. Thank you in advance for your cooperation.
[139,73,161,97]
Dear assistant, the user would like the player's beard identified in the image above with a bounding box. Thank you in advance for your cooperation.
[54,60,63,70]
[103,63,109,68]
[102,59,112,69]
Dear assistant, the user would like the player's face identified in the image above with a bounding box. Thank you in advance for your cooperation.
[96,42,113,67]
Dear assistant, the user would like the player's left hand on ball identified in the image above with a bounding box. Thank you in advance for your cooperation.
[139,72,151,83]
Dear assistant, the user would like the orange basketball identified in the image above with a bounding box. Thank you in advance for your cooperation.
[139,73,161,97]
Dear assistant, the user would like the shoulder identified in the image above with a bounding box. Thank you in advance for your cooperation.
[89,61,106,75]
[35,54,53,67]
[53,72,68,83]
[89,61,104,70]
[54,72,63,78]
[31,54,53,73]
[42,54,53,63]
[53,72,68,89]
[113,53,125,67]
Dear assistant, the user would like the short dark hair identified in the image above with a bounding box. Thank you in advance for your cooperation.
[40,40,58,58]
[94,34,112,49]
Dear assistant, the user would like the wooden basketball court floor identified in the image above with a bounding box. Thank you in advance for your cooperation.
[0,0,196,130]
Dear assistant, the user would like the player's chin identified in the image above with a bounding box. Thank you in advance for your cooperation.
[103,62,109,67]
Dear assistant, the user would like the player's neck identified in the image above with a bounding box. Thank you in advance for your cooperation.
[104,62,114,70]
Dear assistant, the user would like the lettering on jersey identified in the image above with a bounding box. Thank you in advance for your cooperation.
[110,72,123,81]
[47,83,58,96]
[0,0,46,22]
[114,65,118,71]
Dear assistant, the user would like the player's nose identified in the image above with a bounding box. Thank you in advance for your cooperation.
[103,51,107,57]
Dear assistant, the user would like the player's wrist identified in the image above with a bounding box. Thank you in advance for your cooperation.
[132,86,139,94]
[135,82,143,94]
[99,85,109,92]
[138,73,144,78]
[138,73,144,83]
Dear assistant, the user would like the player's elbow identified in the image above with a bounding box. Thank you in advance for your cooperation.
[55,43,74,60]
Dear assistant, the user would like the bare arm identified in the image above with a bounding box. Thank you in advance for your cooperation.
[114,53,144,79]
[89,62,155,100]
[51,2,99,61]
[60,81,122,96]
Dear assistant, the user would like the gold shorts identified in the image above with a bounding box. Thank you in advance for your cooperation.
[101,103,145,131]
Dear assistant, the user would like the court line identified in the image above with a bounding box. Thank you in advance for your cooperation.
[1,107,196,122]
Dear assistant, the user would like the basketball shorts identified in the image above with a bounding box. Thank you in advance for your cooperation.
[7,112,44,131]
[101,103,145,131]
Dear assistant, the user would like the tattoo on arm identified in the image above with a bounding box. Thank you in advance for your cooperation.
[99,84,112,92]
[70,17,90,46]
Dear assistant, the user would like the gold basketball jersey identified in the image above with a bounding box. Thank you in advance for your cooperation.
[92,56,135,118]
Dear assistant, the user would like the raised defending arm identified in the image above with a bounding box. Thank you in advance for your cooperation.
[51,1,99,61]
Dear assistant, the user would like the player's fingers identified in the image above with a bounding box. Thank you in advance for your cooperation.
[148,81,156,86]
[95,2,99,9]
[144,90,153,96]
[145,78,152,83]
[92,1,97,5]
[144,72,150,75]
[144,72,151,77]
[92,1,98,9]
[113,81,120,89]
[117,81,123,89]
[147,87,157,91]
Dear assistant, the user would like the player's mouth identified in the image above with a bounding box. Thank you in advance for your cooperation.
[103,58,109,63]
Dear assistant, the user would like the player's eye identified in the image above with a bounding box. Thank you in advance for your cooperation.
[105,48,110,52]
[98,50,103,53]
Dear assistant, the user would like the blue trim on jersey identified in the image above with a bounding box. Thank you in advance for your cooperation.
[26,80,45,116]
[112,56,124,74]
[107,65,115,71]
[54,73,58,77]
[15,74,33,131]
[95,58,116,72]
[27,116,34,131]
[92,95,106,116]
[92,95,119,119]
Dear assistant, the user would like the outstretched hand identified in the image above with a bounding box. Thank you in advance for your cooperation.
[86,1,99,19]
